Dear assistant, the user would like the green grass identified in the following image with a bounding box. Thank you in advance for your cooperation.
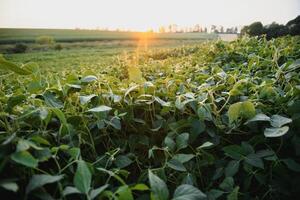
[0,36,300,199]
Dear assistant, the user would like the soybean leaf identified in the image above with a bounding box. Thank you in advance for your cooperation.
[115,155,133,168]
[63,186,81,196]
[219,177,234,192]
[222,145,245,160]
[130,184,149,191]
[26,174,64,194]
[0,181,18,192]
[43,91,63,108]
[74,160,91,194]
[270,115,292,128]
[173,154,195,163]
[282,159,300,172]
[88,105,112,112]
[50,108,67,126]
[154,96,171,107]
[225,160,240,177]
[176,133,189,150]
[227,186,239,200]
[173,184,207,200]
[244,154,264,169]
[167,159,187,172]
[114,185,134,200]
[11,151,38,168]
[81,75,97,83]
[148,170,169,200]
[228,101,255,123]
[264,126,289,137]
[164,137,176,151]
[207,189,224,200]
[198,141,214,150]
[79,94,97,105]
[0,55,32,75]
[90,184,109,199]
[245,113,270,124]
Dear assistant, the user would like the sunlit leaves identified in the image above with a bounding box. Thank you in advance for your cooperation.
[128,66,143,83]
[228,101,256,123]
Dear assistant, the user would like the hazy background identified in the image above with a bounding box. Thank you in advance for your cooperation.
[0,0,299,31]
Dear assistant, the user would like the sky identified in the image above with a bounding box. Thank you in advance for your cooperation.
[0,0,299,31]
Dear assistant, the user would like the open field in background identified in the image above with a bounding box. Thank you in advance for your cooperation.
[0,28,219,44]
[0,28,227,70]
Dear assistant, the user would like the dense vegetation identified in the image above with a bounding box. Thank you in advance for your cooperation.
[241,15,300,39]
[0,36,300,200]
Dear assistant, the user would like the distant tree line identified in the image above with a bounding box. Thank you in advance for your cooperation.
[158,24,238,34]
[241,15,300,39]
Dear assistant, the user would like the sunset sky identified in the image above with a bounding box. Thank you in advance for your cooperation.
[0,0,299,31]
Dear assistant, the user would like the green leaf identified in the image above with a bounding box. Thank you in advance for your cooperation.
[225,160,240,177]
[244,153,264,169]
[164,136,176,151]
[181,173,196,185]
[128,66,143,83]
[227,186,239,200]
[74,160,91,194]
[67,84,81,89]
[282,159,300,172]
[154,96,171,107]
[106,118,121,130]
[222,145,245,160]
[167,159,187,172]
[173,154,195,163]
[130,184,149,191]
[0,181,18,192]
[0,55,32,75]
[43,91,63,108]
[270,115,292,128]
[198,141,214,150]
[22,62,39,74]
[63,186,81,196]
[90,184,109,199]
[115,155,133,168]
[228,101,255,123]
[11,151,38,168]
[245,113,270,124]
[88,105,112,112]
[207,189,224,200]
[26,174,64,194]
[148,170,169,200]
[190,119,206,139]
[264,126,289,137]
[50,108,67,126]
[79,94,97,105]
[176,133,189,150]
[16,139,31,152]
[81,75,97,83]
[6,95,26,113]
[173,184,207,200]
[114,185,134,200]
[219,177,234,192]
